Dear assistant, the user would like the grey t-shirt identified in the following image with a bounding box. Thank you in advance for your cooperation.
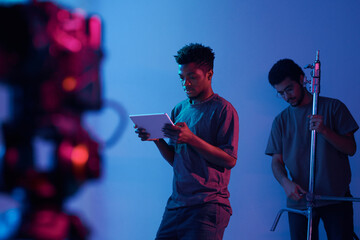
[166,94,239,212]
[265,96,358,209]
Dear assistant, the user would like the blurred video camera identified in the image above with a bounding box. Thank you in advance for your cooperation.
[0,1,104,239]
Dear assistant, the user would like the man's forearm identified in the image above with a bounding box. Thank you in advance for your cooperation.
[154,139,175,166]
[271,159,289,187]
[188,134,236,169]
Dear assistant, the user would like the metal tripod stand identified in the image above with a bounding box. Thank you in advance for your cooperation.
[270,50,360,240]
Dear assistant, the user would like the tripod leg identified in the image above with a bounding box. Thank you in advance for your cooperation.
[270,208,307,232]
[307,207,313,240]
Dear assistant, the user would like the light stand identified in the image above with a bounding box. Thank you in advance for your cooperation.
[305,49,321,240]
[270,50,360,240]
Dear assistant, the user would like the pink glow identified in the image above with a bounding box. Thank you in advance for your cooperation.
[5,148,19,167]
[71,144,89,167]
[58,141,73,161]
[89,16,101,50]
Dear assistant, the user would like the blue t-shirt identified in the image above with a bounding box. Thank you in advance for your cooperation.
[266,96,359,209]
[166,94,239,212]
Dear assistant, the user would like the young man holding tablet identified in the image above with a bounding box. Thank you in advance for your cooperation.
[135,43,239,240]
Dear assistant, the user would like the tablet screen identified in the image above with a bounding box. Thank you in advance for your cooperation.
[129,113,174,139]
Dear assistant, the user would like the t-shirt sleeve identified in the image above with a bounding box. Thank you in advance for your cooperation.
[334,101,359,135]
[265,117,282,156]
[168,108,176,147]
[216,105,239,159]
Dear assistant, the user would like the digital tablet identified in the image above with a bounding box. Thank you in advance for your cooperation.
[129,113,174,139]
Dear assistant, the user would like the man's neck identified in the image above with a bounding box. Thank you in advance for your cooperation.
[190,91,214,104]
[298,91,313,107]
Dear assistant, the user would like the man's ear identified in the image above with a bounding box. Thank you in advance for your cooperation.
[207,69,213,80]
[300,74,305,86]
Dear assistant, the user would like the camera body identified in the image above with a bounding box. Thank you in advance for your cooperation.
[0,2,104,239]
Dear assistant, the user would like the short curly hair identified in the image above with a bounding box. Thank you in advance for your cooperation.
[174,43,215,73]
[268,59,304,86]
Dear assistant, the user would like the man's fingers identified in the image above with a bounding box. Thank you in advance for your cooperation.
[175,122,186,127]
[162,126,180,136]
[296,187,306,199]
[290,193,300,201]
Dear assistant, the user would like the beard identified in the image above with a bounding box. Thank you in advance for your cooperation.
[289,87,306,107]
